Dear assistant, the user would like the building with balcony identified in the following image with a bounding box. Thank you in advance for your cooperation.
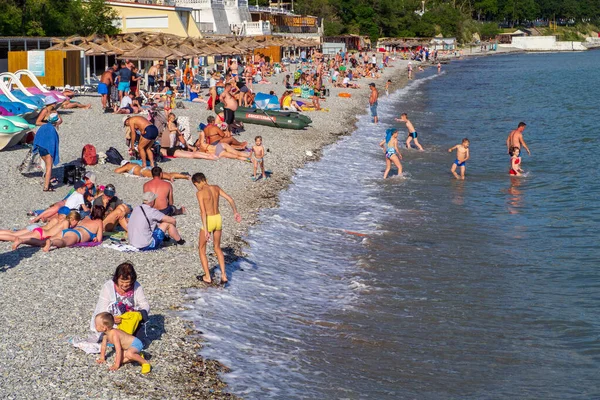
[107,0,319,39]
[174,0,231,35]
[107,1,202,37]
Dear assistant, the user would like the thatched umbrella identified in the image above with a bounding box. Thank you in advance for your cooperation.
[122,44,173,61]
[170,39,201,58]
[111,35,139,52]
[95,36,124,55]
[46,38,86,52]
[213,41,244,55]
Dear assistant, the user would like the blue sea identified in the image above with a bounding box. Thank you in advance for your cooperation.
[183,51,600,399]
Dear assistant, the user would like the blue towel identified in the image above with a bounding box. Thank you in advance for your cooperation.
[33,123,60,165]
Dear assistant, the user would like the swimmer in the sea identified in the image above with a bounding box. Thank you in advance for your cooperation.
[509,146,524,176]
[448,138,470,180]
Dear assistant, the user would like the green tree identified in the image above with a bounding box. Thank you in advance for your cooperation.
[79,0,120,36]
[0,1,22,36]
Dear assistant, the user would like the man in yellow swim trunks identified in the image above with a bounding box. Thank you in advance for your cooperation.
[192,173,241,285]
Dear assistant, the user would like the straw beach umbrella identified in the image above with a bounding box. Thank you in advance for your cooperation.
[46,38,86,52]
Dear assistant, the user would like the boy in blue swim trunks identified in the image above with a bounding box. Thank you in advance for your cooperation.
[95,312,151,374]
[448,138,470,180]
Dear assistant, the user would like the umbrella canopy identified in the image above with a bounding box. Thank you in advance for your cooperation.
[213,42,244,55]
[122,45,172,61]
[80,41,114,56]
[95,37,124,55]
[111,36,139,52]
[47,40,86,51]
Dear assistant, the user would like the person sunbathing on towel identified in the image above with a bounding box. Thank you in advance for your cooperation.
[13,206,104,252]
[115,161,192,181]
[0,206,72,243]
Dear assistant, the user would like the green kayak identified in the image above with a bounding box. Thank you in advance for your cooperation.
[214,104,312,130]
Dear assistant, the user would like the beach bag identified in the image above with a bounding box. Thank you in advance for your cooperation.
[106,147,124,165]
[152,142,163,162]
[117,311,143,335]
[81,144,98,166]
[17,148,43,175]
[63,164,86,184]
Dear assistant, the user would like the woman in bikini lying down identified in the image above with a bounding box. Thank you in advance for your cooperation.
[0,207,72,244]
[13,206,104,252]
[115,161,192,182]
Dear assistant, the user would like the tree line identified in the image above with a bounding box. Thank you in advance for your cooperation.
[0,0,119,37]
[290,0,600,41]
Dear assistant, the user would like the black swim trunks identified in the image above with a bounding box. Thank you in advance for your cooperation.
[224,108,235,125]
[162,146,177,157]
[143,125,159,140]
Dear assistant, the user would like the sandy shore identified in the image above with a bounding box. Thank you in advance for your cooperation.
[0,59,410,398]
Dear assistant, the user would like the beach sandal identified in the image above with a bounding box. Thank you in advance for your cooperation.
[251,176,258,182]
[43,187,55,192]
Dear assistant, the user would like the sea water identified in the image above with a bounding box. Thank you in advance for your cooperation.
[183,51,600,399]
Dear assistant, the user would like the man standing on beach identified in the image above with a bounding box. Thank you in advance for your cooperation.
[369,83,379,124]
[506,122,531,155]
[220,83,238,132]
[99,65,117,110]
[98,64,117,110]
[192,173,241,285]
[117,61,132,101]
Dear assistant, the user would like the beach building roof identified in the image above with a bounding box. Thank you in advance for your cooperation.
[46,39,86,52]
[122,44,172,61]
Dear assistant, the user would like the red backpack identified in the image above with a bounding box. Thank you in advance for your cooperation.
[81,144,98,165]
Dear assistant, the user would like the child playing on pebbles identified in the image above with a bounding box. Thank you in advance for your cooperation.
[95,312,151,374]
[251,136,267,181]
[448,138,470,180]
[379,128,403,179]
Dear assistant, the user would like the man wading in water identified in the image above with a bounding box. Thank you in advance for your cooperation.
[506,122,531,156]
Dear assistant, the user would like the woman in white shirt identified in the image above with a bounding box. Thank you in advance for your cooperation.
[89,262,150,337]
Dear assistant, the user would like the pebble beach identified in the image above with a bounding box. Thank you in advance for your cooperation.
[0,61,409,398]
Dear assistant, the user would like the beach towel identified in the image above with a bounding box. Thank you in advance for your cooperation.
[33,123,60,165]
[70,241,103,248]
[102,242,139,252]
[68,334,101,354]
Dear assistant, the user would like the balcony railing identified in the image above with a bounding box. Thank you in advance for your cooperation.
[243,20,272,36]
[198,22,215,32]
[272,25,318,33]
[248,5,294,15]
[175,0,222,5]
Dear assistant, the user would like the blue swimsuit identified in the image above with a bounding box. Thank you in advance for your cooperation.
[386,147,397,159]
